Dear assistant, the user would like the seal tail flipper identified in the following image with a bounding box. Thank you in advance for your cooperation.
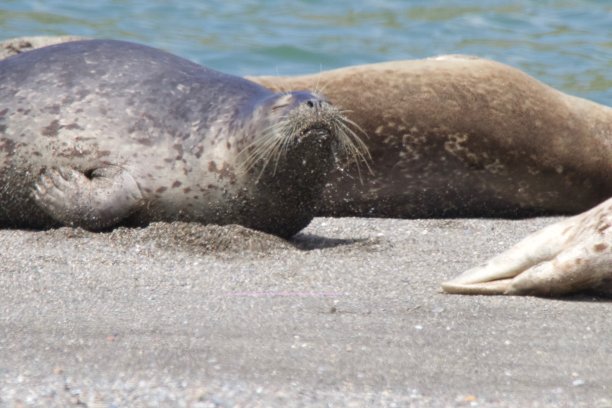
[504,244,611,296]
[441,218,573,294]
[443,244,610,296]
[442,199,612,296]
[32,166,143,230]
[440,277,514,295]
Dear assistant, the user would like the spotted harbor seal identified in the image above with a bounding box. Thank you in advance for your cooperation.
[442,197,612,296]
[250,57,612,218]
[253,57,612,297]
[0,39,365,238]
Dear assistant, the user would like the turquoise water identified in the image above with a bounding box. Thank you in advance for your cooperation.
[1,0,610,104]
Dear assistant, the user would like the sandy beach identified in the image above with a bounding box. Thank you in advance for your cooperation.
[1,1,611,405]
[1,216,610,407]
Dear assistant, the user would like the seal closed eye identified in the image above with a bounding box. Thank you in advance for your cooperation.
[0,39,367,238]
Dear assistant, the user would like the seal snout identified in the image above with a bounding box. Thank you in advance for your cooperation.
[304,98,327,110]
[272,91,336,138]
[302,98,333,126]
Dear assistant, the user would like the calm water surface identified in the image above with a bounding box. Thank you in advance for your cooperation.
[1,0,610,104]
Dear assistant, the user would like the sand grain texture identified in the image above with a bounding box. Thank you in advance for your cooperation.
[1,217,611,407]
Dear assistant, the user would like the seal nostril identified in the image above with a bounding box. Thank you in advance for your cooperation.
[306,100,315,108]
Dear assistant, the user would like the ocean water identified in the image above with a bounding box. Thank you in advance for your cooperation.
[0,0,610,104]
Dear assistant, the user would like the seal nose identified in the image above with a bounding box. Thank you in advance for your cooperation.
[305,99,325,109]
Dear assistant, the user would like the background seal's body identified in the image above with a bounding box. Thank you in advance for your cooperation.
[251,57,612,218]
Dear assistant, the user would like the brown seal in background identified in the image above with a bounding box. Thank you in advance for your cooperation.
[249,56,611,218]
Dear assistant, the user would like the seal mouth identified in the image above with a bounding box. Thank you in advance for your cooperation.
[299,126,332,141]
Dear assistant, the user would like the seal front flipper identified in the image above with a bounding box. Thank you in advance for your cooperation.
[32,166,143,230]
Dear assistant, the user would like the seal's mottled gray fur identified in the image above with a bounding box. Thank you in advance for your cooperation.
[0,40,344,237]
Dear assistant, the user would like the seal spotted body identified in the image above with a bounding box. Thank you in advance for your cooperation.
[0,39,362,237]
[250,57,612,218]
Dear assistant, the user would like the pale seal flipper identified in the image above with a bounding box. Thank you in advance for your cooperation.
[442,197,612,296]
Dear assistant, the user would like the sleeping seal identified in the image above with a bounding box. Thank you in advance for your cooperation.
[0,39,365,238]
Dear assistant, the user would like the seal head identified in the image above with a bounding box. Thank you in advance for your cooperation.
[231,90,350,236]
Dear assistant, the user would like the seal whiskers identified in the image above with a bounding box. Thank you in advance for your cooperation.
[332,113,372,176]
[237,119,294,180]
